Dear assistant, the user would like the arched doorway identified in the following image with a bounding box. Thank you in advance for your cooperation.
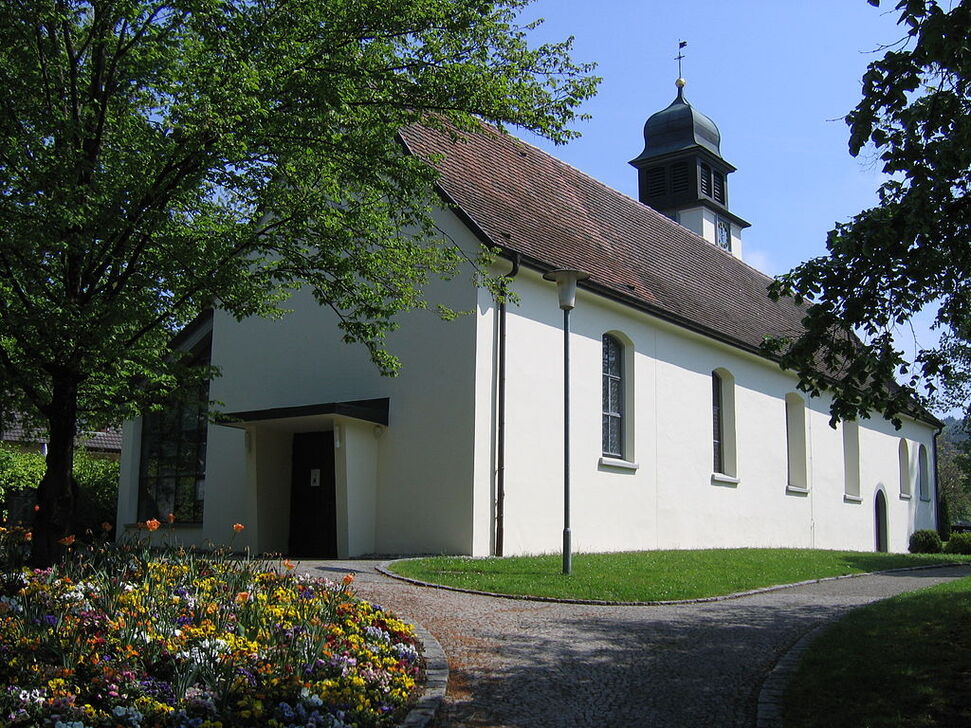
[875,490,888,552]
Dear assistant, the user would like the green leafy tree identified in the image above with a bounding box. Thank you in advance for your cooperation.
[765,0,970,427]
[0,0,597,565]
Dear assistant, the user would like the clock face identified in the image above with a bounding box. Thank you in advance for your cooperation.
[716,218,731,250]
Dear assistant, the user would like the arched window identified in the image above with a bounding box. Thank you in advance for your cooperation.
[712,369,737,478]
[842,419,861,500]
[785,393,808,490]
[918,444,930,500]
[602,334,624,458]
[898,439,911,497]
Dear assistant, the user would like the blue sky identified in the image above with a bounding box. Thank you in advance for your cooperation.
[517,0,906,278]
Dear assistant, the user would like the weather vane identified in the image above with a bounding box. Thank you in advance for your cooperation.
[676,40,687,79]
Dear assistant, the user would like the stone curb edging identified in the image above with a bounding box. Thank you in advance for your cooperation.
[754,561,971,727]
[377,559,969,607]
[755,621,830,728]
[397,616,449,728]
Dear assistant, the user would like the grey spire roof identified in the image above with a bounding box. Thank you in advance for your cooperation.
[631,84,722,163]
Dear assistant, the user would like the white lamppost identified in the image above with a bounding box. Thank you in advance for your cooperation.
[542,268,590,575]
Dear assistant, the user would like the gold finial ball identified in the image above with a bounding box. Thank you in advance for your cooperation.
[676,77,686,88]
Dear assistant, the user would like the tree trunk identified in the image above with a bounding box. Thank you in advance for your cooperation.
[30,377,80,568]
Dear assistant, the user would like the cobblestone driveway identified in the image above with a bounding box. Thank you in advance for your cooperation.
[301,561,971,728]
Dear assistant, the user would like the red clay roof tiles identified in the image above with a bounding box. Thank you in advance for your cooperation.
[401,123,806,356]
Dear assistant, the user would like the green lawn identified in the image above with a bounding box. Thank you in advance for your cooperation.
[387,549,968,602]
[784,575,971,728]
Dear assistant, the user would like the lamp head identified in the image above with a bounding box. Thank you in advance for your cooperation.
[543,268,591,310]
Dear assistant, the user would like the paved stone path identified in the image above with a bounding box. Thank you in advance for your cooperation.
[301,561,971,728]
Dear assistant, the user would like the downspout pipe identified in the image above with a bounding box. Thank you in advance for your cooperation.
[933,426,943,537]
[495,253,520,557]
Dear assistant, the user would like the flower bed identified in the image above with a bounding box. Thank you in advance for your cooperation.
[0,526,424,727]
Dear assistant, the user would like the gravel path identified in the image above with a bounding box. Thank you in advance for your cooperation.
[301,560,971,728]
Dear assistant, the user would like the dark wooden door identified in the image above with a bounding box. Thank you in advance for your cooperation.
[288,431,337,557]
[875,490,888,553]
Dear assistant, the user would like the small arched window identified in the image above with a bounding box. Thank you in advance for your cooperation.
[602,334,624,458]
[898,439,911,497]
[918,444,930,501]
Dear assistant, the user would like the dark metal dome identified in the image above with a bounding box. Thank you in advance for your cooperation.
[633,83,721,162]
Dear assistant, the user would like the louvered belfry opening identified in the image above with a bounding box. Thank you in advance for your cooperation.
[628,79,748,240]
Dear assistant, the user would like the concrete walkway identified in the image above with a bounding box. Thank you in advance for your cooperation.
[300,560,971,728]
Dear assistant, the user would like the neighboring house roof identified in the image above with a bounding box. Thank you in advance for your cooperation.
[1,419,122,453]
[400,124,806,357]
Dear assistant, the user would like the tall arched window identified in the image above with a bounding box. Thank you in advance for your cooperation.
[918,444,930,501]
[785,393,808,490]
[842,419,861,500]
[602,334,624,458]
[712,369,737,478]
[898,439,911,497]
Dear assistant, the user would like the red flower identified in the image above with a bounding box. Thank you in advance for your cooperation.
[145,519,161,532]
[232,523,245,533]
[58,534,76,546]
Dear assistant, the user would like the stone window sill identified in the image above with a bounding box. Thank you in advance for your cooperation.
[786,484,809,495]
[598,456,639,472]
[899,493,912,501]
[843,494,863,504]
[711,473,740,487]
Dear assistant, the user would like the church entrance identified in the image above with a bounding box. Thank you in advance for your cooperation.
[288,431,337,557]
[874,490,888,552]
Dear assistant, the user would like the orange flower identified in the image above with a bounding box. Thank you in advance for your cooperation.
[282,559,295,571]
[145,519,161,532]
[235,591,250,603]
[341,573,354,586]
[57,534,76,546]
[167,512,176,524]
[101,522,112,531]
[232,523,245,533]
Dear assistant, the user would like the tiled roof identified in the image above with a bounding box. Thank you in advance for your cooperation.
[400,124,806,355]
[1,419,122,452]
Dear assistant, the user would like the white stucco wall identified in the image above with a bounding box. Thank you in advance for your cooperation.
[119,206,485,556]
[119,214,937,558]
[488,267,937,556]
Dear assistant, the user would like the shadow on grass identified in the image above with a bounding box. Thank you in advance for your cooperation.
[784,575,971,728]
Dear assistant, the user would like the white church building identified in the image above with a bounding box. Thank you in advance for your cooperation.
[117,82,940,557]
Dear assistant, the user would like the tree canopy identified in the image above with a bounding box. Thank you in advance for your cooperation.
[0,0,597,562]
[765,0,970,427]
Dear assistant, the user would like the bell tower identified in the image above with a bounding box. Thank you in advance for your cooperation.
[630,78,749,256]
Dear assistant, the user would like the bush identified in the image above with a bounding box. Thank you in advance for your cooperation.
[0,444,45,507]
[944,532,971,555]
[909,529,943,554]
[0,444,119,536]
[938,497,951,542]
